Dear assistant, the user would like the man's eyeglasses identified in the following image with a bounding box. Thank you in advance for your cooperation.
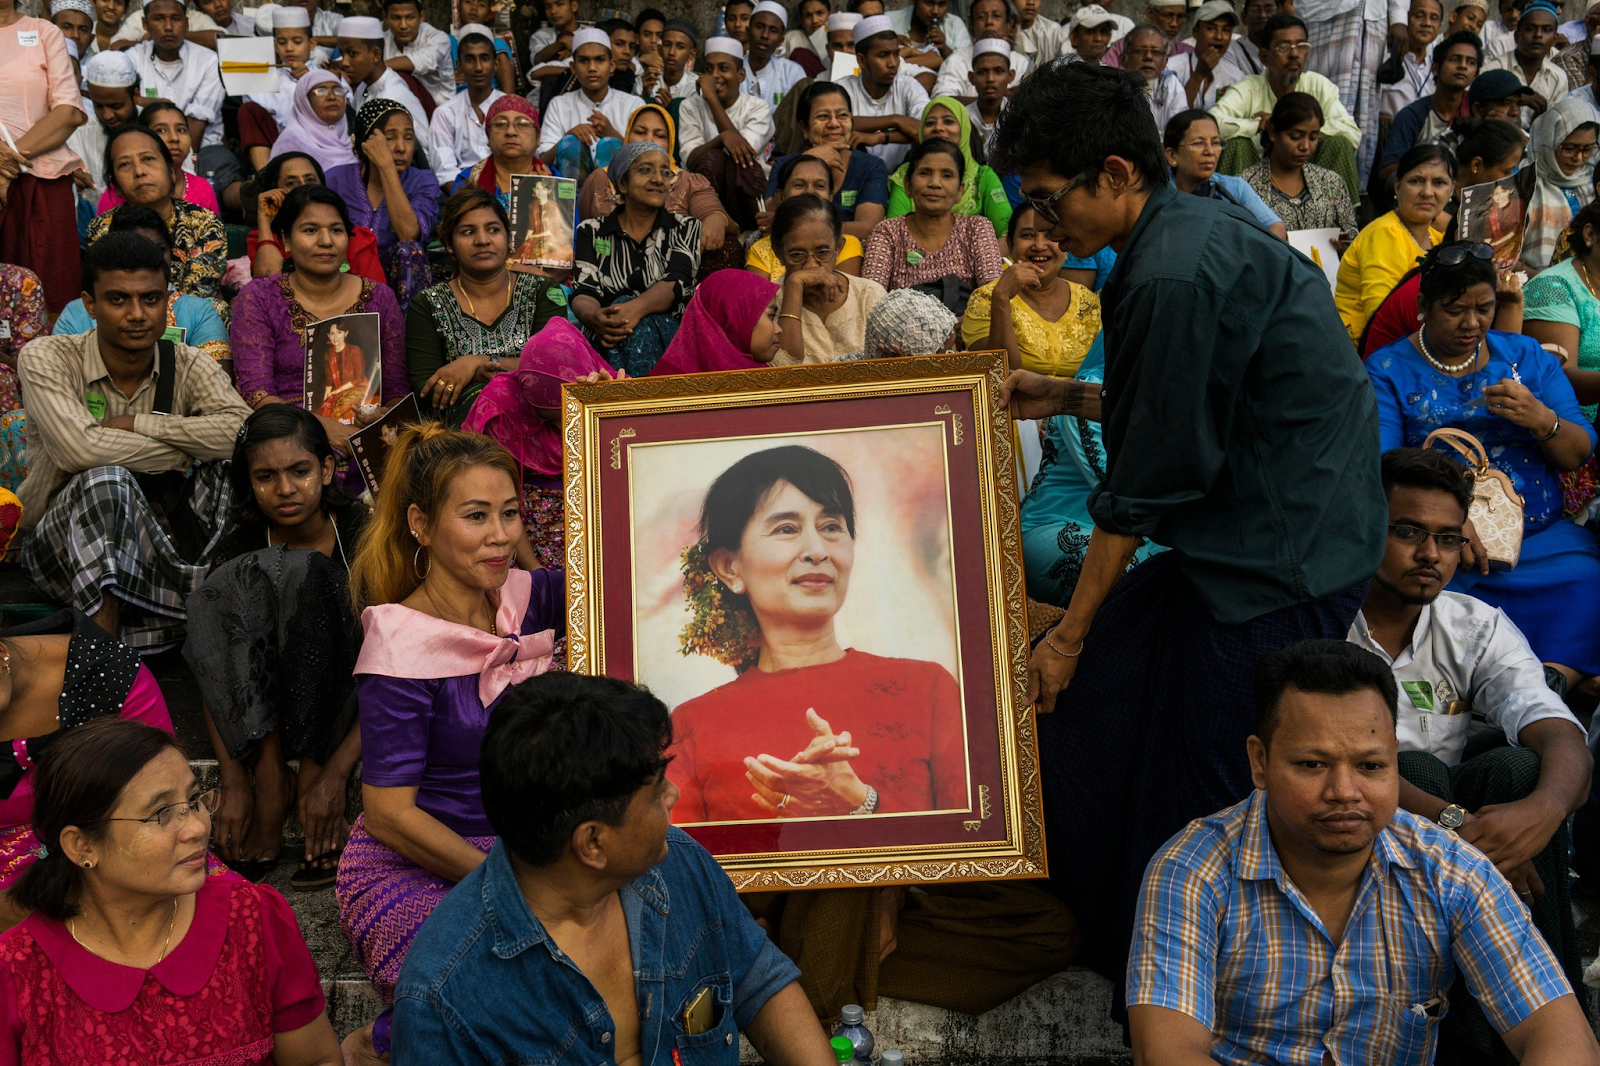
[89,788,223,832]
[1388,524,1468,551]
[1433,242,1494,266]
[1023,169,1093,225]
[1270,42,1311,55]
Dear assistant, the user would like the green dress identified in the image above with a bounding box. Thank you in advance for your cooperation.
[404,272,569,426]
[1523,257,1600,421]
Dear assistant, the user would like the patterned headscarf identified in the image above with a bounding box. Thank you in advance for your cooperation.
[862,288,959,359]
[476,94,549,194]
[355,97,427,175]
[483,93,540,133]
[606,139,670,193]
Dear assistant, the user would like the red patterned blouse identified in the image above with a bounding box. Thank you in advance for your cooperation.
[0,877,325,1065]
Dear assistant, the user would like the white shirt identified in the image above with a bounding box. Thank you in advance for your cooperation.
[677,90,775,166]
[1348,592,1584,767]
[838,72,929,170]
[662,68,698,99]
[1488,50,1570,129]
[1563,81,1600,125]
[352,66,432,154]
[526,24,572,70]
[1165,50,1226,109]
[128,41,226,148]
[537,85,646,154]
[429,87,502,187]
[930,44,1029,98]
[967,99,1005,154]
[1146,68,1187,135]
[66,111,108,204]
[1380,50,1435,120]
[886,4,972,51]
[1483,19,1517,61]
[743,54,806,109]
[1014,15,1065,67]
[111,7,223,45]
[385,24,455,108]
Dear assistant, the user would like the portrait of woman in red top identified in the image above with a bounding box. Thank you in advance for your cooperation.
[666,444,968,824]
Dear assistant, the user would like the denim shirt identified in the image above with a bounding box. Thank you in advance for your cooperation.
[392,829,800,1065]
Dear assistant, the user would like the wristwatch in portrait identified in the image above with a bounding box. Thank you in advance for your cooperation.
[1437,804,1468,830]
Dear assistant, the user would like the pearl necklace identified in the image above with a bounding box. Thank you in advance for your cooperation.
[1416,328,1480,375]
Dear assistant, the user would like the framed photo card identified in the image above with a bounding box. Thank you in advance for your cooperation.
[563,353,1046,891]
[303,312,383,421]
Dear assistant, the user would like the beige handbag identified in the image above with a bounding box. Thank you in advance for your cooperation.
[1422,427,1524,571]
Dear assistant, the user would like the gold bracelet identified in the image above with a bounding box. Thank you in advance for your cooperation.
[1043,632,1084,657]
[779,313,802,323]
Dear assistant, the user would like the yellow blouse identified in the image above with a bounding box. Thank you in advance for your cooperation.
[961,279,1102,378]
[1334,211,1441,344]
[745,234,866,281]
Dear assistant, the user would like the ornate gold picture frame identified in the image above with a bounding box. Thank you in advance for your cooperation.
[562,353,1045,891]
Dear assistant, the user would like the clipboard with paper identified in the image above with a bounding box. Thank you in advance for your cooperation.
[1288,227,1341,292]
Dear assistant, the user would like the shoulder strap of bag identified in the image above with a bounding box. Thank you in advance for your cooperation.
[152,338,177,416]
[1422,426,1490,474]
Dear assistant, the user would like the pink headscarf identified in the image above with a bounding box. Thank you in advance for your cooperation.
[651,270,780,376]
[268,70,359,168]
[463,318,613,476]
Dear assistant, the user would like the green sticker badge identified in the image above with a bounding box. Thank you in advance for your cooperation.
[556,179,577,200]
[85,392,106,420]
[1400,680,1435,711]
[160,325,187,345]
[840,190,858,208]
[548,287,568,306]
[594,237,612,256]
[905,249,923,265]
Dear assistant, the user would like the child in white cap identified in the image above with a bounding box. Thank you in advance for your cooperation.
[538,26,645,179]
[336,13,432,144]
[744,0,807,108]
[680,35,774,230]
[381,0,456,108]
[931,0,1030,100]
[837,14,930,169]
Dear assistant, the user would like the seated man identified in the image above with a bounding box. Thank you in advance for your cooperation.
[1013,0,1065,69]
[1348,447,1592,1052]
[1123,23,1185,133]
[1485,0,1570,129]
[1379,29,1483,189]
[537,27,646,180]
[838,15,930,171]
[1064,3,1118,65]
[67,51,141,217]
[16,233,249,652]
[1165,0,1239,108]
[657,18,700,100]
[382,0,455,109]
[1103,0,1190,67]
[745,1,807,109]
[527,0,580,77]
[1128,639,1600,1066]
[888,0,973,91]
[337,15,432,147]
[1211,13,1363,201]
[429,28,504,188]
[679,36,774,232]
[392,671,835,1065]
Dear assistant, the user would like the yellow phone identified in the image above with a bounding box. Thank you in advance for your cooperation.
[682,987,715,1036]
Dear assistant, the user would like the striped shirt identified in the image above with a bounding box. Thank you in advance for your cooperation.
[1128,790,1571,1066]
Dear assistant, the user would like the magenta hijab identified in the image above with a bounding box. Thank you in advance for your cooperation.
[268,70,359,168]
[463,318,613,476]
[651,270,780,376]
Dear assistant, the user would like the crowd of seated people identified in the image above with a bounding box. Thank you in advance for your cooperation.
[8,0,1600,1062]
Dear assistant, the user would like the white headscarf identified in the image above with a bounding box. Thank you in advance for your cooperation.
[1526,96,1597,269]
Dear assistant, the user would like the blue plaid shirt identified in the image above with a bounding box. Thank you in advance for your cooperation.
[1128,790,1571,1065]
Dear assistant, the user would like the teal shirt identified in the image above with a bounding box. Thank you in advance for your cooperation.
[1523,256,1600,421]
[1091,185,1385,623]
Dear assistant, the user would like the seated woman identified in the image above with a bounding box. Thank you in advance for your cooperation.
[1523,98,1597,270]
[962,204,1100,377]
[576,102,743,275]
[85,124,227,301]
[230,185,407,468]
[651,268,781,375]
[407,188,568,427]
[886,97,1011,240]
[0,719,342,1063]
[184,406,368,890]
[862,138,1004,308]
[338,425,562,1059]
[767,194,886,363]
[464,319,615,571]
[1019,335,1163,608]
[457,94,550,207]
[746,153,864,279]
[249,152,384,282]
[572,139,702,376]
[1362,261,1524,358]
[1335,143,1454,344]
[1368,241,1600,691]
[1239,92,1358,235]
[266,69,359,175]
[0,608,175,921]
[669,444,1076,1018]
[96,101,220,215]
[766,81,888,244]
[325,99,440,309]
[1163,109,1286,239]
[54,205,230,366]
[1433,117,1524,239]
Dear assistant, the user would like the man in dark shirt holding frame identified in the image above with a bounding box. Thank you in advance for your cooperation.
[990,60,1387,994]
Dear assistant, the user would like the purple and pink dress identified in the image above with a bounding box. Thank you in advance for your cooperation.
[0,877,326,1066]
[335,567,562,1046]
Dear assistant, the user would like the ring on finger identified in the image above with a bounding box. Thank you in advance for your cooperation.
[778,793,791,810]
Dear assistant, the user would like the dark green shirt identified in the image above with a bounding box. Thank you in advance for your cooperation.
[1089,185,1385,623]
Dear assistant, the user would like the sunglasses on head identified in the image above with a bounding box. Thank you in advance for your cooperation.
[1433,242,1494,266]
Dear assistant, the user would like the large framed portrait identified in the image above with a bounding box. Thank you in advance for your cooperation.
[563,353,1046,891]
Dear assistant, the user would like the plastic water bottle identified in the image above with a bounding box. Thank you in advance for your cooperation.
[831,1004,874,1064]
[880,1052,905,1066]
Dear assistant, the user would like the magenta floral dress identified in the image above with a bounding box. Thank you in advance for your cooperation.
[0,266,47,493]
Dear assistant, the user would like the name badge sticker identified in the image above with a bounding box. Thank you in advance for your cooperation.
[17,30,39,46]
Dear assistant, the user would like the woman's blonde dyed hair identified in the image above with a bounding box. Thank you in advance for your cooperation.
[348,422,523,609]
